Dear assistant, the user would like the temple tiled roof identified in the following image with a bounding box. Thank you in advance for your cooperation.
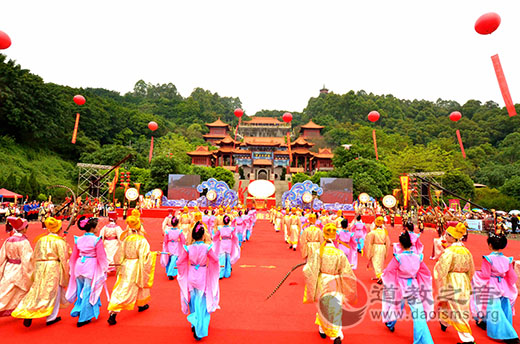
[242,136,286,146]
[313,148,334,159]
[291,136,314,147]
[301,120,324,129]
[243,117,283,125]
[187,146,213,156]
[205,118,229,127]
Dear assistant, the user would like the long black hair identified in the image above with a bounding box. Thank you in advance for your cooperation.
[77,216,98,232]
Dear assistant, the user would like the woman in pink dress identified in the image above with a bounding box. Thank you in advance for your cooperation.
[393,222,424,255]
[232,211,246,247]
[335,219,358,269]
[0,217,33,317]
[65,216,108,327]
[471,234,519,343]
[161,216,185,280]
[213,215,240,279]
[177,221,220,340]
[99,212,122,273]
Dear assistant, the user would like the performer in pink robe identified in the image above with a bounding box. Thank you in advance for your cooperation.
[394,222,424,255]
[212,215,240,279]
[335,219,358,269]
[0,217,33,317]
[382,231,434,344]
[66,216,108,327]
[232,211,246,247]
[351,215,368,253]
[99,211,122,273]
[177,221,220,340]
[161,216,185,280]
[471,234,519,343]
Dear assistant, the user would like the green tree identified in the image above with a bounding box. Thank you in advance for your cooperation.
[291,173,311,184]
[475,188,520,211]
[442,170,475,200]
[148,155,179,193]
[500,176,520,200]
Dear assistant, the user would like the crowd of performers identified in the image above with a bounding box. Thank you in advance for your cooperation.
[269,207,520,344]
[0,205,256,340]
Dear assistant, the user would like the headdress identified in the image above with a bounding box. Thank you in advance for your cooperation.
[446,222,466,240]
[45,217,62,233]
[126,215,141,230]
[7,216,28,232]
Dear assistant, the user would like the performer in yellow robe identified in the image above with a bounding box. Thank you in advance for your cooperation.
[364,216,390,283]
[179,206,193,238]
[303,223,357,344]
[434,223,475,344]
[107,215,158,325]
[300,213,323,260]
[287,208,302,251]
[0,217,33,317]
[11,217,70,327]
[274,207,283,233]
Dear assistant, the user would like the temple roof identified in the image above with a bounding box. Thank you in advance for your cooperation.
[203,133,227,139]
[301,120,324,130]
[205,118,229,127]
[291,147,313,155]
[215,135,238,145]
[273,150,290,155]
[253,159,273,166]
[313,148,334,159]
[243,117,283,125]
[187,146,213,156]
[291,136,314,147]
[234,149,252,155]
[242,136,286,146]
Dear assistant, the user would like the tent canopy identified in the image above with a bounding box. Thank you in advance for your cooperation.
[0,188,23,198]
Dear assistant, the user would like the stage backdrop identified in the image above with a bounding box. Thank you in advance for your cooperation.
[167,174,201,200]
[320,177,353,204]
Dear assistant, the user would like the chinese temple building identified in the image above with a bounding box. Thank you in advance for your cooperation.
[188,117,334,180]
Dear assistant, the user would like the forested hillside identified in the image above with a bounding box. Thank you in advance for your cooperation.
[1,54,519,209]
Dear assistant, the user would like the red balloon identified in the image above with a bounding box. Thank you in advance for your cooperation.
[148,121,158,131]
[449,111,462,122]
[475,12,501,35]
[367,111,380,122]
[282,112,293,123]
[0,31,11,50]
[234,108,244,118]
[73,95,86,106]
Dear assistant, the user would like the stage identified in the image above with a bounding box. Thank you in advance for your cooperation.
[0,218,514,344]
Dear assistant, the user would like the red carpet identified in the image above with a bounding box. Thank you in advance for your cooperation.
[1,217,519,343]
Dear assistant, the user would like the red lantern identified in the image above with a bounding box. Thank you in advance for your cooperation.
[282,112,293,123]
[475,12,501,35]
[0,31,11,50]
[234,108,244,118]
[148,121,158,131]
[73,95,86,106]
[449,111,462,122]
[368,111,380,122]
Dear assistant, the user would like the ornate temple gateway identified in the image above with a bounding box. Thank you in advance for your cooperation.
[187,117,334,180]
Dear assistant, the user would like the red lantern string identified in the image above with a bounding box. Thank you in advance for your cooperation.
[368,111,380,160]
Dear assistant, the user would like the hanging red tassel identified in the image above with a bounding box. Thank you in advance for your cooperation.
[71,113,80,144]
[149,136,154,163]
[491,54,517,117]
[456,129,466,158]
[372,129,379,160]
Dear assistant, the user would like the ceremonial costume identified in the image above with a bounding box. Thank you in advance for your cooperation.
[382,239,434,343]
[364,217,390,282]
[303,223,357,343]
[12,217,70,326]
[300,214,323,260]
[0,217,33,317]
[99,212,123,273]
[287,209,302,250]
[434,224,475,343]
[66,218,108,326]
[351,220,367,252]
[107,216,157,325]
[336,227,357,269]
[233,213,246,247]
[472,250,519,342]
[177,223,220,339]
[212,222,240,279]
[274,208,283,232]
[161,222,185,279]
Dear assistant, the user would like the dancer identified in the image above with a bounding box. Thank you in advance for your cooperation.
[394,222,424,255]
[233,210,246,247]
[99,211,123,273]
[300,213,323,261]
[161,216,185,280]
[364,216,390,283]
[162,209,174,235]
[274,207,283,233]
[471,233,519,343]
[351,215,367,254]
[336,219,358,269]
[302,223,357,344]
[434,223,475,344]
[382,231,434,344]
[107,215,158,325]
[0,217,33,317]
[179,206,193,238]
[213,215,240,279]
[12,217,70,327]
[66,216,108,327]
[177,221,220,340]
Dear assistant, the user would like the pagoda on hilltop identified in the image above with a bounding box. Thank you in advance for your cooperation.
[202,118,230,145]
[187,116,334,180]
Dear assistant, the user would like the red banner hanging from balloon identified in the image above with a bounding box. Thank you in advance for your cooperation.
[456,129,466,158]
[71,113,80,144]
[372,129,379,160]
[233,117,241,150]
[491,54,517,117]
[149,136,154,163]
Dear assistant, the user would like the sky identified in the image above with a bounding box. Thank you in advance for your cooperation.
[1,0,519,115]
